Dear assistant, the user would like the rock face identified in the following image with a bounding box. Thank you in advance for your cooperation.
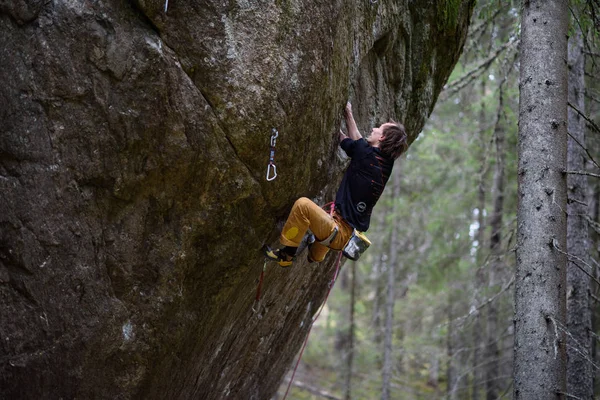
[0,0,473,398]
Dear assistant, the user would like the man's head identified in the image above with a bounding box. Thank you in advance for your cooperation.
[367,122,408,160]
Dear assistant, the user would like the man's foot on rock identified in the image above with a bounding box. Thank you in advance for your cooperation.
[263,245,294,267]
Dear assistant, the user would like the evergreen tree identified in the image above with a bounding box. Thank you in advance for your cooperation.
[566,11,593,398]
[514,1,569,398]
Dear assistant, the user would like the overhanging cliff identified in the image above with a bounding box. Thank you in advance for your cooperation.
[0,0,474,398]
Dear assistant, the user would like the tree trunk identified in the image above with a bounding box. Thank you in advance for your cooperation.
[446,291,458,400]
[381,167,401,400]
[514,1,568,399]
[372,208,388,362]
[591,185,600,394]
[486,71,507,400]
[588,139,600,394]
[566,26,592,400]
[335,268,351,354]
[472,78,488,400]
[344,261,357,400]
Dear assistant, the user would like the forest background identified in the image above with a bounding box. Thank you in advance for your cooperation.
[277,1,600,399]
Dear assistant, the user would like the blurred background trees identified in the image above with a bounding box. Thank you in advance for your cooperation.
[277,1,600,398]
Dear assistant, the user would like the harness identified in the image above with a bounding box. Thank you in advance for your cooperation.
[322,203,371,259]
[318,225,338,247]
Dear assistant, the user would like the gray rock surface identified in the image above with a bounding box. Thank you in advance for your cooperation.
[0,0,474,398]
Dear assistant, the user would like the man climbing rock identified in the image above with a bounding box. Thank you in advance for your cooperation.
[265,102,408,267]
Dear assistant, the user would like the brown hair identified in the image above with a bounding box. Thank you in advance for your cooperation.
[380,122,408,160]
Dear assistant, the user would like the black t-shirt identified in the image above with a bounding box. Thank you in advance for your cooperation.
[335,138,394,231]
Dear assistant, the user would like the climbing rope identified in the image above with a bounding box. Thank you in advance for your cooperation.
[253,202,342,396]
[282,251,343,400]
[282,202,341,399]
[266,128,278,181]
[252,260,267,314]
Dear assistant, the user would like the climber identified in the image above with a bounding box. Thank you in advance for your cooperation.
[264,102,408,267]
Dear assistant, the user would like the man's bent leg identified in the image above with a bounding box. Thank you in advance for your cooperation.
[280,197,337,248]
[308,242,330,263]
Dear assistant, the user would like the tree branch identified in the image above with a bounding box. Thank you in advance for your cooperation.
[441,38,518,98]
[585,215,600,236]
[290,380,342,400]
[584,90,600,105]
[566,130,600,170]
[556,390,583,400]
[557,390,586,399]
[569,3,595,70]
[552,242,600,286]
[568,101,600,135]
[442,274,515,328]
[565,170,600,179]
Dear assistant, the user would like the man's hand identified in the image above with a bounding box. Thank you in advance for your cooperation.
[344,102,352,117]
[343,101,362,140]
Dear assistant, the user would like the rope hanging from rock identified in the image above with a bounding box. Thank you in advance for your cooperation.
[252,260,267,314]
[281,202,343,399]
[253,203,342,395]
[282,250,343,400]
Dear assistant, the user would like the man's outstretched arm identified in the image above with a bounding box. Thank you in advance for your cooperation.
[343,102,362,141]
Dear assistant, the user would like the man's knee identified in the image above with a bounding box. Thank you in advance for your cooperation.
[292,197,317,216]
[309,243,329,263]
[294,197,313,209]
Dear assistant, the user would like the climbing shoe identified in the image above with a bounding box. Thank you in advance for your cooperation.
[263,245,294,267]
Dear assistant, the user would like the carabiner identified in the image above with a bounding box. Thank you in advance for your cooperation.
[266,128,279,181]
[266,163,277,181]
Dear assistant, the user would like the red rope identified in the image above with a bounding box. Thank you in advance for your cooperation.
[255,262,266,302]
[282,250,343,399]
[253,261,267,313]
[257,202,335,308]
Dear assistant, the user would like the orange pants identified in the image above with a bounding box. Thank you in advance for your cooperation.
[279,197,354,262]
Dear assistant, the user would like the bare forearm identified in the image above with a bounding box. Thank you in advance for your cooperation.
[344,103,362,140]
[339,129,348,142]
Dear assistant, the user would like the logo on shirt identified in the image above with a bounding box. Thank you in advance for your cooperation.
[356,202,367,213]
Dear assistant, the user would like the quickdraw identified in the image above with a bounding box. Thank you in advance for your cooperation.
[266,128,278,181]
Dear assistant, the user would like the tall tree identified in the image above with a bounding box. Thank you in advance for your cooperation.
[446,287,459,400]
[344,261,357,400]
[371,209,388,361]
[472,78,489,400]
[514,1,569,399]
[486,65,510,400]
[335,266,352,393]
[566,25,592,399]
[381,167,401,400]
